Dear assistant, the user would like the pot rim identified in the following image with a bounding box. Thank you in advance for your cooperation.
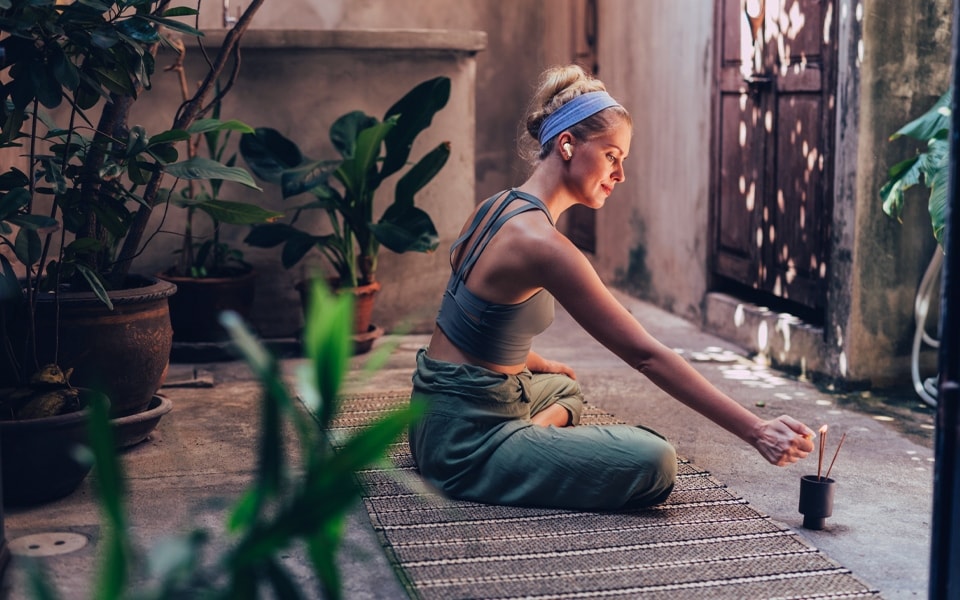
[0,388,106,432]
[32,274,177,307]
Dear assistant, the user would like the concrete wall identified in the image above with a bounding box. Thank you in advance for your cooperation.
[842,0,951,385]
[594,1,715,321]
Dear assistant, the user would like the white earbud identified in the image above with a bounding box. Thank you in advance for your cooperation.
[562,142,573,158]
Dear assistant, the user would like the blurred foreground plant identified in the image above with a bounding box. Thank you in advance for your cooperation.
[25,279,422,600]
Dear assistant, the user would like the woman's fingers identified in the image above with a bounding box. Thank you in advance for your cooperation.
[756,416,815,466]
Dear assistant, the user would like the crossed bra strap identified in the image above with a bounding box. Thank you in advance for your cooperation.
[448,189,554,290]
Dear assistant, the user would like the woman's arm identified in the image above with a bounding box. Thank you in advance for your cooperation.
[538,234,814,465]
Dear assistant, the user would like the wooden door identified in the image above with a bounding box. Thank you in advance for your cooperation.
[712,0,837,316]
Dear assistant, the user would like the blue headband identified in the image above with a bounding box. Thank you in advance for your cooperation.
[537,91,622,145]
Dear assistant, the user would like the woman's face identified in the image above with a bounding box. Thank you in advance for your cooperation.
[565,120,632,209]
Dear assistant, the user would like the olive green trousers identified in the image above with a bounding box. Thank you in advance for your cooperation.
[409,349,677,511]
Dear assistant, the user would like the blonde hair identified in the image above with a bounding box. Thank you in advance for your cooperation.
[519,64,631,164]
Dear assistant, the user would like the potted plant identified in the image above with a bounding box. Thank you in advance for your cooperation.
[20,281,422,599]
[157,71,281,354]
[879,89,950,406]
[238,76,451,351]
[0,0,265,503]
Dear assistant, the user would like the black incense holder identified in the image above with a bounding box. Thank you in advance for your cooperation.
[798,474,835,530]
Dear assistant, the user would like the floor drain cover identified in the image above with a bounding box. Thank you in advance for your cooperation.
[9,532,88,557]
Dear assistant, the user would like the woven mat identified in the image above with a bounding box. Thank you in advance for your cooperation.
[330,392,881,600]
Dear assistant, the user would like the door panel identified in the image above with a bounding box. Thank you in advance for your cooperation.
[712,0,836,315]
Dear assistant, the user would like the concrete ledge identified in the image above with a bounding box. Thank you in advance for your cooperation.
[194,29,488,53]
[703,292,829,382]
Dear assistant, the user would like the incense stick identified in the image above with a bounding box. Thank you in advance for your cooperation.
[824,432,847,481]
[817,424,828,480]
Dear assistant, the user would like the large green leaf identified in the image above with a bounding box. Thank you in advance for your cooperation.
[136,14,204,38]
[31,60,63,109]
[148,129,192,146]
[7,212,59,232]
[162,6,200,17]
[244,223,302,248]
[187,118,255,135]
[50,44,81,92]
[13,227,41,266]
[75,263,114,310]
[928,162,948,247]
[329,111,378,160]
[281,232,325,269]
[890,90,952,142]
[335,118,396,204]
[880,92,950,249]
[0,254,21,303]
[394,141,450,207]
[196,199,282,226]
[166,156,262,190]
[381,77,451,179]
[880,156,920,220]
[240,128,305,185]
[371,204,438,254]
[0,168,29,191]
[0,186,30,219]
[280,159,339,199]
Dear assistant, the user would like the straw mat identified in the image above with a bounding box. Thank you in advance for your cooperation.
[330,391,881,600]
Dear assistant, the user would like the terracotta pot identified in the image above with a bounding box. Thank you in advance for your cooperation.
[0,389,105,507]
[4,275,176,418]
[297,279,381,335]
[158,269,257,343]
[296,279,384,354]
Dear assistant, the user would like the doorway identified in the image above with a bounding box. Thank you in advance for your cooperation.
[711,0,838,320]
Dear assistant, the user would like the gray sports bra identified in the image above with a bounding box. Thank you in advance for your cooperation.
[435,189,555,365]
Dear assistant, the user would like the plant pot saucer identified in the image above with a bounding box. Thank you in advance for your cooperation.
[353,324,385,355]
[169,340,241,363]
[112,394,173,448]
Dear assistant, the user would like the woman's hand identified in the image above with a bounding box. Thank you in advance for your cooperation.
[534,359,577,380]
[526,350,577,380]
[752,415,816,466]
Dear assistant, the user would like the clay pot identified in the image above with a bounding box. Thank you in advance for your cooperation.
[0,389,105,507]
[23,275,177,418]
[296,279,384,354]
[158,269,257,343]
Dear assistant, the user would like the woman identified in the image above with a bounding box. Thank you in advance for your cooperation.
[409,64,814,511]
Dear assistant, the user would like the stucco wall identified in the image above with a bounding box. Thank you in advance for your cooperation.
[844,0,951,384]
[595,1,715,321]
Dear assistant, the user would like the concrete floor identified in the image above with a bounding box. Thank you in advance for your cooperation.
[0,289,934,599]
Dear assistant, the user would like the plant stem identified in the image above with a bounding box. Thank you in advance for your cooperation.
[111,0,265,287]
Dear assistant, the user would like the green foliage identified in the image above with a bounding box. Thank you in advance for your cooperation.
[240,77,451,287]
[166,107,281,279]
[26,279,423,599]
[0,0,263,307]
[880,90,951,248]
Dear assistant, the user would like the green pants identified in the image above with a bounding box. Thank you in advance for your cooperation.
[409,349,677,511]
